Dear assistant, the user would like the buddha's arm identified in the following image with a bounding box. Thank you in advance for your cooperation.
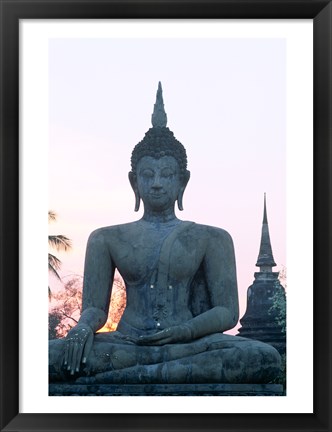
[79,229,115,331]
[192,228,239,335]
[63,229,114,374]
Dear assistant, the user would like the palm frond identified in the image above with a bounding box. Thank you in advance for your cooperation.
[48,210,57,222]
[48,235,72,251]
[49,253,62,272]
[49,262,62,281]
[48,211,71,295]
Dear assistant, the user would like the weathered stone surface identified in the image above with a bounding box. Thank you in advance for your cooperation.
[49,383,284,396]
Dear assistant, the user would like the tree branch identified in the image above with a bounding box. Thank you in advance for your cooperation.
[59,311,79,325]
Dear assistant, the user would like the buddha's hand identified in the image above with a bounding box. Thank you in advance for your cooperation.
[63,324,94,375]
[137,324,192,346]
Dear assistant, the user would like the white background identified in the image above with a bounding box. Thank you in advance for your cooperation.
[20,20,313,413]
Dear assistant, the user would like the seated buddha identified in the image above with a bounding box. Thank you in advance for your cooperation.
[49,83,281,385]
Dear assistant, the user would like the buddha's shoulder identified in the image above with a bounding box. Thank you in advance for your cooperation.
[87,222,140,242]
[187,222,234,244]
[87,220,233,245]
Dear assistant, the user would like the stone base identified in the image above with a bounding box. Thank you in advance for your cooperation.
[49,383,284,396]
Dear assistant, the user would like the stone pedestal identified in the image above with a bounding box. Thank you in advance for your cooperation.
[49,383,284,396]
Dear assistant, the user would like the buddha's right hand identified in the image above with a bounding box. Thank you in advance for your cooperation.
[63,324,94,375]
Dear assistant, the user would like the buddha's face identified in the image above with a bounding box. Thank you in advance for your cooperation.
[136,156,182,212]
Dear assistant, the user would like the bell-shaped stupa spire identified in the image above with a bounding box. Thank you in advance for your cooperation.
[151,82,167,128]
[238,194,285,354]
[256,193,277,271]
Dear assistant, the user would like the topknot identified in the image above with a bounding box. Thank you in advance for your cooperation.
[130,82,188,178]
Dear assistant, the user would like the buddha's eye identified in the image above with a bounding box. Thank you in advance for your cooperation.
[161,168,175,178]
[140,169,154,178]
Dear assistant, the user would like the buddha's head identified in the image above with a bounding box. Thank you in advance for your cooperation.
[129,83,190,212]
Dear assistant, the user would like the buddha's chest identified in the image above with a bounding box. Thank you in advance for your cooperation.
[110,228,205,285]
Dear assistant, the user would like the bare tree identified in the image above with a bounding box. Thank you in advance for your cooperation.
[99,272,127,332]
[49,273,127,338]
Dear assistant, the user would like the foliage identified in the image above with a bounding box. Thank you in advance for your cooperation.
[48,211,72,298]
[48,310,63,339]
[48,273,127,339]
[269,266,287,393]
[268,266,286,332]
[99,273,127,332]
[269,285,286,333]
[48,277,82,338]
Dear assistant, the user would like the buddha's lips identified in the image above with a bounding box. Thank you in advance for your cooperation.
[150,193,165,198]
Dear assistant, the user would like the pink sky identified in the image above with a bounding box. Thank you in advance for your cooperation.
[48,37,286,333]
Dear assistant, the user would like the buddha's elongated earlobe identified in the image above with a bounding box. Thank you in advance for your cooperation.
[134,194,141,212]
[128,172,141,212]
[177,170,190,211]
[177,192,184,211]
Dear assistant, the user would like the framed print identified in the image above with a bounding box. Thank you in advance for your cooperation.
[1,1,331,431]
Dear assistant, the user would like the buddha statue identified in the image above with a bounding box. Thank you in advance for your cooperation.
[49,83,281,385]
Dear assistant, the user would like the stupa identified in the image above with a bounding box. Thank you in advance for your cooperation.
[238,194,286,355]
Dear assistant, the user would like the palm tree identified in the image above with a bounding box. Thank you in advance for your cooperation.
[48,211,72,298]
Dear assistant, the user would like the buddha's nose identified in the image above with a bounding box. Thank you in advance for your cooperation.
[151,176,162,189]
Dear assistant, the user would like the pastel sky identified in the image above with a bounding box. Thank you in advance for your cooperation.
[48,37,286,333]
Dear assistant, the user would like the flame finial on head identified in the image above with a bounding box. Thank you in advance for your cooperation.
[151,82,167,128]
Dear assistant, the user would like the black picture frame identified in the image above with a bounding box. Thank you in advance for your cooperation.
[1,1,331,431]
